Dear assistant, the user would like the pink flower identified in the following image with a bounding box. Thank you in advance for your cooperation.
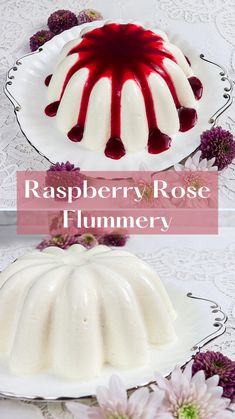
[67,375,163,418]
[78,233,99,249]
[98,230,129,247]
[174,150,218,172]
[77,9,103,25]
[37,234,80,250]
[153,363,233,418]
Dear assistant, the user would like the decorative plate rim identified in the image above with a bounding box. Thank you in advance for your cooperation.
[0,291,227,402]
[3,21,234,171]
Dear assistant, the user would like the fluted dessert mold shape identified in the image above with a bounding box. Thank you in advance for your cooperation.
[4,20,233,169]
[5,49,232,126]
[0,245,177,379]
[0,245,227,402]
[44,22,202,159]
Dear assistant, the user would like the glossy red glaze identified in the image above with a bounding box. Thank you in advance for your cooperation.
[65,23,179,142]
[178,107,198,132]
[45,101,60,117]
[188,76,203,100]
[45,23,202,158]
[68,124,84,142]
[105,137,126,160]
[148,129,172,154]
[45,74,52,86]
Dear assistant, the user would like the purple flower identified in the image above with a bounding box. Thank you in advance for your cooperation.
[77,233,98,249]
[37,234,80,250]
[46,161,83,193]
[48,161,80,173]
[99,230,129,247]
[77,9,103,25]
[29,30,54,52]
[48,10,78,35]
[192,351,235,400]
[200,126,235,170]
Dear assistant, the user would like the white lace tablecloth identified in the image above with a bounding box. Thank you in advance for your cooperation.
[0,0,235,208]
[0,226,234,417]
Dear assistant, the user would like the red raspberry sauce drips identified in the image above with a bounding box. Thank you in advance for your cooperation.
[45,74,52,86]
[45,100,60,117]
[148,129,172,154]
[178,107,198,132]
[45,23,202,159]
[105,137,126,160]
[188,76,203,100]
[68,124,84,142]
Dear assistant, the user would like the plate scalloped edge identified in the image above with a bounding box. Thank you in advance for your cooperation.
[0,291,227,403]
[3,21,235,171]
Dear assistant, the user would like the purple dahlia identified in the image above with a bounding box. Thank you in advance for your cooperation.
[48,161,80,173]
[77,9,103,25]
[200,126,235,170]
[48,9,78,35]
[192,351,235,400]
[99,231,129,247]
[37,234,80,250]
[29,30,54,52]
[46,161,83,192]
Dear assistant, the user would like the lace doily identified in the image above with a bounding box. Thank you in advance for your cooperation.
[0,0,235,208]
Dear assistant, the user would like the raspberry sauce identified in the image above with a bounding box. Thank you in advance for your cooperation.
[45,74,52,87]
[178,107,198,132]
[105,137,126,160]
[45,101,60,117]
[68,124,84,142]
[148,129,172,154]
[45,23,203,159]
[188,76,203,100]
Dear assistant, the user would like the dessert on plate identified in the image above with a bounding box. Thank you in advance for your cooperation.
[45,21,203,160]
[0,244,176,379]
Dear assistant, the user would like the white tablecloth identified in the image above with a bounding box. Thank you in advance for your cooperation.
[0,0,235,208]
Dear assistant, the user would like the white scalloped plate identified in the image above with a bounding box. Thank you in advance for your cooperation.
[0,285,227,401]
[4,20,230,170]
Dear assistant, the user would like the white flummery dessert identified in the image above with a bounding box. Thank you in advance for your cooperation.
[0,245,176,379]
[45,21,203,160]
